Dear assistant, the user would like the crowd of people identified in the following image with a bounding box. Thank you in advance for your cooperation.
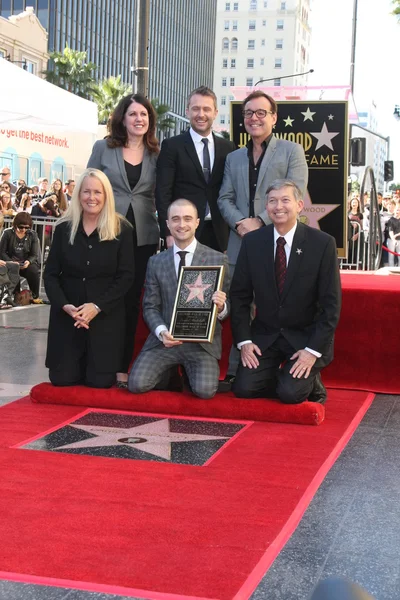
[347,190,400,268]
[2,87,343,406]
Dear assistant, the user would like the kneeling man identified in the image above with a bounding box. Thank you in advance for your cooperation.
[128,199,229,399]
[230,180,341,404]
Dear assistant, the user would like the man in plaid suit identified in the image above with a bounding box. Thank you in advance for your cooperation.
[128,199,230,399]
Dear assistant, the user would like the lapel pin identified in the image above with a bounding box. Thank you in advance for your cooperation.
[296,248,303,255]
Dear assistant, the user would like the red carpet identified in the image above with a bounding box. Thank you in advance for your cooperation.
[31,383,325,426]
[0,390,374,599]
[323,272,400,394]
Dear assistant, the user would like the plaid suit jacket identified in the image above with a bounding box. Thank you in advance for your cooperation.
[141,241,230,359]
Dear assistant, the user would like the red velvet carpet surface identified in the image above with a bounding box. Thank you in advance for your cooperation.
[0,390,374,600]
[323,272,400,394]
[31,383,325,426]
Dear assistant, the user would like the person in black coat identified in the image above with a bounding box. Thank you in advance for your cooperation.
[44,168,135,388]
[230,179,342,405]
[155,86,235,253]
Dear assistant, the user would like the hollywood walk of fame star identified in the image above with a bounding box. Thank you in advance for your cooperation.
[283,115,294,127]
[56,419,230,461]
[310,122,340,151]
[296,248,302,255]
[299,190,340,230]
[301,107,316,121]
[184,274,212,303]
[328,114,334,120]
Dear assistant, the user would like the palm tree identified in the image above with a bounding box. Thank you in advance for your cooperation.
[151,98,176,132]
[43,46,97,99]
[91,75,131,124]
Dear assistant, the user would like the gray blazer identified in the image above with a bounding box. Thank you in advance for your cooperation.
[217,136,308,266]
[87,139,160,247]
[141,242,230,360]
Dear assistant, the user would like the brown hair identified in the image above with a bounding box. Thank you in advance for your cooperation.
[0,190,12,210]
[13,212,33,229]
[50,179,68,212]
[107,94,159,154]
[187,86,218,110]
[242,90,278,115]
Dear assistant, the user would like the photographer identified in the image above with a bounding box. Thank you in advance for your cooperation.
[0,213,43,304]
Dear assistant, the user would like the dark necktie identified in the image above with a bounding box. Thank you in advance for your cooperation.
[275,237,287,296]
[202,138,211,183]
[177,250,188,276]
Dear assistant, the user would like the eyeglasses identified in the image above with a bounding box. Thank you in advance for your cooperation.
[242,109,274,119]
[0,172,10,176]
[17,226,30,231]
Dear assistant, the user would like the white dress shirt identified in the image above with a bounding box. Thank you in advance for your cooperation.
[155,239,227,340]
[189,128,215,171]
[238,222,321,358]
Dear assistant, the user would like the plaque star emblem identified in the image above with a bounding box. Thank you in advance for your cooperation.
[301,107,316,121]
[184,274,212,303]
[310,122,340,151]
[296,248,302,255]
[283,115,294,127]
[328,114,334,120]
[56,419,229,461]
[299,190,340,229]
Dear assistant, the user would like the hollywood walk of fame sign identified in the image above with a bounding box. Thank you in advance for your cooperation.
[170,265,225,343]
[230,100,349,257]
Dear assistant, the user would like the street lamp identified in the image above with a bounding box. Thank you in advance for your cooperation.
[254,68,314,87]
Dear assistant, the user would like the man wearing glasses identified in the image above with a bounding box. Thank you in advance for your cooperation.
[0,167,17,194]
[217,90,308,390]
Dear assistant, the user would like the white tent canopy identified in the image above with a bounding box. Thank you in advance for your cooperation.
[1,58,98,134]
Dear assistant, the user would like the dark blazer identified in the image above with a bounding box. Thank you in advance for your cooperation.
[230,222,341,367]
[44,220,134,373]
[0,228,41,266]
[155,131,235,251]
[87,140,160,247]
[141,241,230,360]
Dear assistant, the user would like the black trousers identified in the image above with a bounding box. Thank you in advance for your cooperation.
[49,354,115,389]
[19,263,40,298]
[198,220,222,252]
[233,335,321,404]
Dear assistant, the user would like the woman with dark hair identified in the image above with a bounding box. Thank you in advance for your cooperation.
[0,212,43,303]
[87,93,160,387]
[348,196,364,265]
[49,179,68,213]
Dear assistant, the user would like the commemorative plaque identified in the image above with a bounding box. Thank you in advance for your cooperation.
[170,265,225,343]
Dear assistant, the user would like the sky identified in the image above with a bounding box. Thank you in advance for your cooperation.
[308,0,400,180]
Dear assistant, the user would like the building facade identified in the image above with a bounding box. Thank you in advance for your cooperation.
[352,102,387,194]
[213,0,311,132]
[0,6,49,75]
[0,0,217,118]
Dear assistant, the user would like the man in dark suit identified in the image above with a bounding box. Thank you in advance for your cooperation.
[155,86,235,253]
[230,179,341,405]
[128,199,230,399]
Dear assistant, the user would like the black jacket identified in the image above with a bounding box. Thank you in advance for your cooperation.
[0,227,41,265]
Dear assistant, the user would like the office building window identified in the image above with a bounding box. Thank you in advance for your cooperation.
[233,2,239,10]
[222,77,227,87]
[261,39,266,46]
[248,39,255,49]
[225,2,231,9]
[249,20,256,30]
[277,19,284,30]
[231,58,236,68]
[0,49,6,58]
[250,0,257,9]
[231,37,238,50]
[221,96,227,106]
[274,78,281,86]
[247,58,254,68]
[22,58,37,75]
[222,37,229,50]
[264,1,268,6]
[222,58,228,68]
[260,57,264,65]
[224,20,230,30]
[246,77,254,86]
[280,1,286,8]
[262,19,267,26]
[230,77,235,86]
[220,115,226,124]
[275,58,282,68]
[232,20,238,30]
[276,39,283,49]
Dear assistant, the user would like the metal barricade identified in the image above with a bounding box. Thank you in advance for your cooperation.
[1,214,59,296]
[340,220,365,270]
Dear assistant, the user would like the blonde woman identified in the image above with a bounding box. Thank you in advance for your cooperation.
[44,168,135,388]
[49,179,68,213]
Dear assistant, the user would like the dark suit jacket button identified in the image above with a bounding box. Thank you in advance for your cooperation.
[280,328,284,332]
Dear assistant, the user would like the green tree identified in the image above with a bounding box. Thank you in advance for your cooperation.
[392,0,400,18]
[43,46,97,99]
[151,98,175,132]
[92,76,131,124]
[218,130,231,140]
